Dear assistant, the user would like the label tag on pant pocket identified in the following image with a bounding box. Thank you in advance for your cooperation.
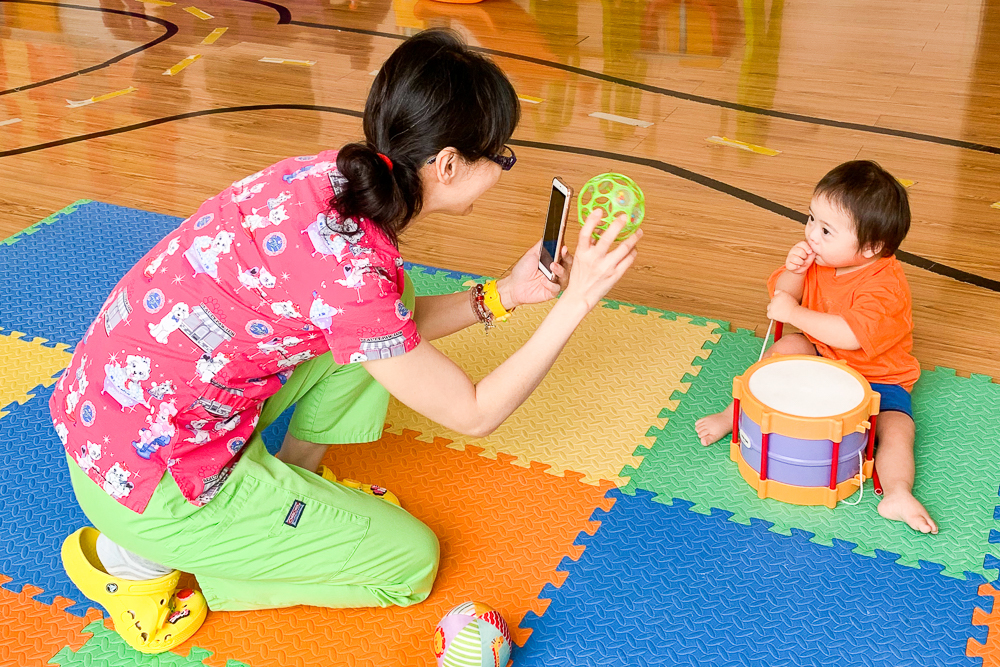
[284,500,306,527]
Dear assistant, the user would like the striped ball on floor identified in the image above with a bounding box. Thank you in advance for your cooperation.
[433,602,512,667]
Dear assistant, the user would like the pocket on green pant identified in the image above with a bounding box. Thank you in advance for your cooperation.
[188,473,371,583]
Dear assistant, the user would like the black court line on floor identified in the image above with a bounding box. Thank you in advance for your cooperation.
[271,4,1000,157]
[0,0,178,97]
[4,0,999,158]
[2,105,996,293]
[511,140,1000,293]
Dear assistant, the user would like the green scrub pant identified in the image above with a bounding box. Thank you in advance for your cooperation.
[68,283,440,611]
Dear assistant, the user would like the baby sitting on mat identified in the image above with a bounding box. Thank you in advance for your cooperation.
[696,160,937,535]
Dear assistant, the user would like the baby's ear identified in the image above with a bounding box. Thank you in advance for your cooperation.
[862,241,884,259]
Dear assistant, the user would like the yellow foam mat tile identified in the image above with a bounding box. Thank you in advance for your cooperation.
[0,329,72,419]
[385,303,721,486]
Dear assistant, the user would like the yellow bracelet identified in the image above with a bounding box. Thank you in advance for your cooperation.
[483,280,512,322]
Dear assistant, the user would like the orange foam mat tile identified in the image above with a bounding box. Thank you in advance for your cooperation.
[969,583,1000,664]
[185,429,614,667]
[0,574,103,666]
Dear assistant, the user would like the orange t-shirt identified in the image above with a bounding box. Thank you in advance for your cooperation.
[767,256,921,390]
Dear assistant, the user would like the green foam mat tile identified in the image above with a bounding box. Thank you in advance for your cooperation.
[621,327,1000,580]
[49,620,250,667]
[404,263,485,296]
[2,200,92,247]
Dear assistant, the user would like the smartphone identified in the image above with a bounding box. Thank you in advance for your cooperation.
[538,177,572,281]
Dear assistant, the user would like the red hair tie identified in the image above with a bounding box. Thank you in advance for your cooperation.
[377,153,393,171]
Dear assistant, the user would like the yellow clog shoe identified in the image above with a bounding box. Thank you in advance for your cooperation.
[318,465,402,507]
[61,527,207,654]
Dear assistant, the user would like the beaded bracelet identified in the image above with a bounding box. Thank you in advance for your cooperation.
[470,283,495,333]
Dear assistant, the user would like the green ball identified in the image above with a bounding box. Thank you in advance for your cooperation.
[577,173,645,241]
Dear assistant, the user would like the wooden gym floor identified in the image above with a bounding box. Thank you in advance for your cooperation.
[1,0,999,379]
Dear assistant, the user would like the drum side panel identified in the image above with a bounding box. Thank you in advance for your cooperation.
[738,412,866,487]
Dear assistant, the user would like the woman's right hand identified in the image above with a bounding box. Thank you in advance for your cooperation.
[562,209,642,311]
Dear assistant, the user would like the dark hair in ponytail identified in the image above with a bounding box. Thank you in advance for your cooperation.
[330,28,520,246]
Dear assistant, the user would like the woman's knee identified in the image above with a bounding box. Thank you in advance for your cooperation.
[413,519,441,573]
[400,519,440,603]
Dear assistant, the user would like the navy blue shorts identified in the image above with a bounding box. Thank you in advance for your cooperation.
[870,383,913,418]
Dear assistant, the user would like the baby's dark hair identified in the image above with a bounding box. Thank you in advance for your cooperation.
[813,160,910,257]
[331,28,520,245]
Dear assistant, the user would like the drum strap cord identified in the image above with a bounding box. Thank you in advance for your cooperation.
[840,449,866,506]
[759,320,775,362]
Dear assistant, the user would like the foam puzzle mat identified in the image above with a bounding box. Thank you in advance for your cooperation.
[0,201,997,666]
[384,300,721,487]
[622,326,1000,581]
[518,489,988,667]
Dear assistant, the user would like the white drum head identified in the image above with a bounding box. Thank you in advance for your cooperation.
[747,358,865,418]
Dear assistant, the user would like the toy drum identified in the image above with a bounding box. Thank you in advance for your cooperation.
[730,355,881,508]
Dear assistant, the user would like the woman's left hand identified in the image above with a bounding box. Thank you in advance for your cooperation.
[497,240,571,309]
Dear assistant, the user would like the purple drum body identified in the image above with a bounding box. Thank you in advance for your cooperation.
[737,412,866,487]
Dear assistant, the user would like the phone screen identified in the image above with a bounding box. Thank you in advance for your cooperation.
[539,184,568,269]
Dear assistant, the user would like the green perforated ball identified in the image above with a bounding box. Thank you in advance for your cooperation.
[577,173,645,241]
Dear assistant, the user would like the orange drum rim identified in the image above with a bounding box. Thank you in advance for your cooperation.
[733,354,880,442]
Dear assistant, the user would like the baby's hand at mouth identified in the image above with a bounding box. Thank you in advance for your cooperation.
[785,241,816,274]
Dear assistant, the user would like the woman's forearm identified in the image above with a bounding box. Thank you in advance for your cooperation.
[413,292,478,340]
[363,292,590,438]
[413,278,517,340]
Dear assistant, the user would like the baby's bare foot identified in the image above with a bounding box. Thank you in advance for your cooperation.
[877,490,938,534]
[695,408,733,447]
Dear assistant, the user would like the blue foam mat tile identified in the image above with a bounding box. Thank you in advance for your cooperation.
[0,383,97,616]
[0,201,486,350]
[518,488,985,667]
[0,201,184,348]
[260,406,294,454]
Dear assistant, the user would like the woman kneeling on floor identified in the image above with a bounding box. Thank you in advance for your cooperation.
[52,28,642,653]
